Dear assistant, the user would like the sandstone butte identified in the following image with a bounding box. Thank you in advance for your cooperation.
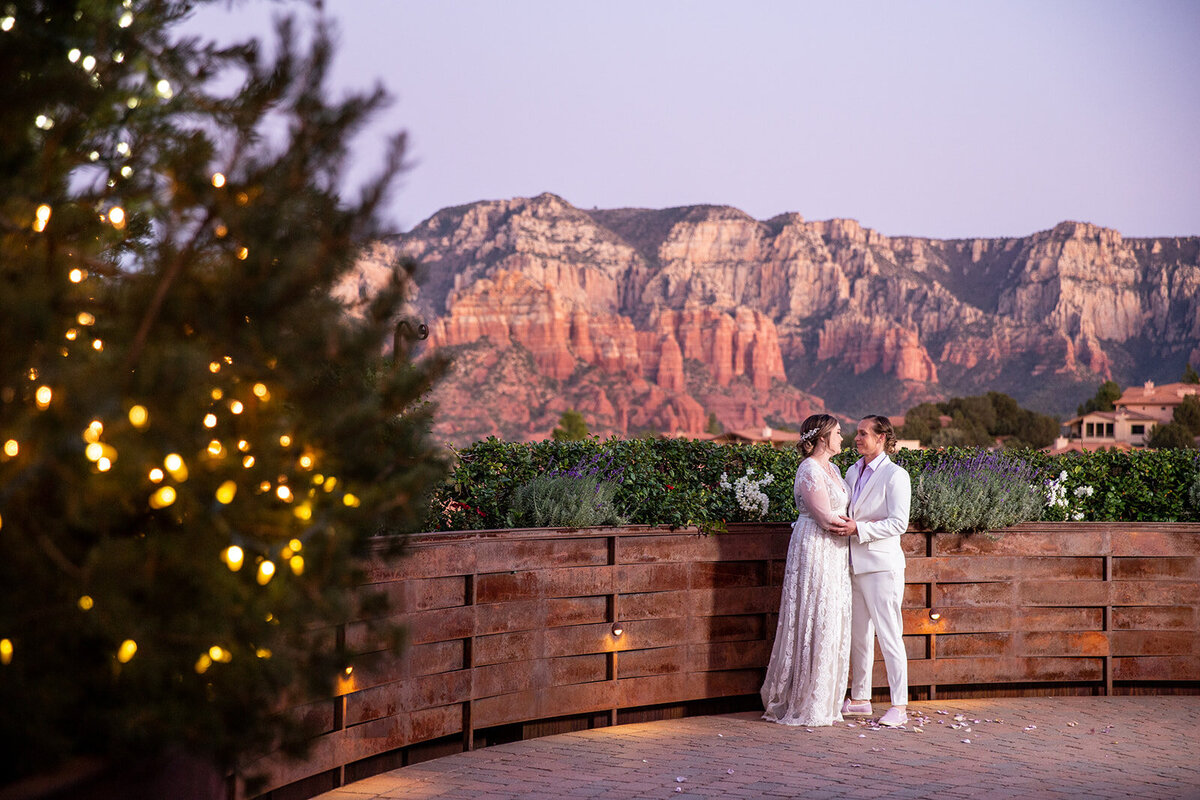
[338,193,1200,446]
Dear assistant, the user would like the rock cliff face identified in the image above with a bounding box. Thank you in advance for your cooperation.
[352,194,1200,444]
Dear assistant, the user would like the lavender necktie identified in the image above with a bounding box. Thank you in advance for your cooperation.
[855,464,873,501]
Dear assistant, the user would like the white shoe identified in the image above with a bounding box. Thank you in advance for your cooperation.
[841,698,872,716]
[879,706,908,727]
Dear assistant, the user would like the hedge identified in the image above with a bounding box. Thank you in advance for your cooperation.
[423,438,1200,533]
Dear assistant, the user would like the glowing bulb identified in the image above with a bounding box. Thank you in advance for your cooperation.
[203,413,217,428]
[215,480,237,504]
[0,639,12,665]
[116,141,130,156]
[155,79,172,98]
[164,453,187,480]
[97,457,112,471]
[278,434,291,447]
[258,481,271,493]
[298,454,313,469]
[211,388,223,400]
[3,440,17,457]
[108,206,125,229]
[91,339,103,352]
[237,247,248,261]
[289,555,305,575]
[116,639,137,663]
[118,10,132,27]
[150,485,176,509]
[208,645,224,661]
[215,223,228,238]
[120,166,133,178]
[207,440,222,455]
[211,172,226,188]
[276,485,293,502]
[195,654,212,674]
[68,48,81,62]
[128,405,148,427]
[78,595,94,611]
[209,361,221,373]
[35,385,52,408]
[3,17,17,33]
[223,545,244,571]
[81,54,96,71]
[77,312,95,326]
[929,610,942,621]
[229,400,243,414]
[69,268,85,283]
[255,648,272,659]
[343,493,360,508]
[237,440,250,451]
[65,328,78,341]
[148,468,164,483]
[85,442,104,462]
[293,503,311,521]
[256,560,275,585]
[242,455,255,468]
[252,383,268,398]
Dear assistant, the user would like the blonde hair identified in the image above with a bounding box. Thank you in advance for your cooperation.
[862,414,898,455]
[797,414,838,459]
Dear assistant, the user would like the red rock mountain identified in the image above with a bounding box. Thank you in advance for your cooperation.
[343,194,1200,444]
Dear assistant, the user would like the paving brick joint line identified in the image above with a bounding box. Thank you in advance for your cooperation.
[313,697,1200,800]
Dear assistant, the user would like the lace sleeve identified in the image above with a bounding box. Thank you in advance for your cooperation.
[794,460,842,529]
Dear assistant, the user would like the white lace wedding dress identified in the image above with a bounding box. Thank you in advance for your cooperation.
[760,458,852,726]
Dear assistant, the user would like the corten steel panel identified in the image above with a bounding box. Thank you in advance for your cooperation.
[691,560,770,588]
[687,640,772,672]
[936,582,1016,607]
[1113,606,1197,630]
[472,599,544,636]
[1018,606,1105,632]
[472,682,618,729]
[908,656,1105,685]
[902,583,929,607]
[617,562,690,592]
[709,614,768,642]
[474,564,615,604]
[935,632,1013,658]
[934,529,1107,557]
[404,640,466,677]
[1020,580,1113,606]
[402,670,472,712]
[543,621,632,658]
[700,586,780,616]
[902,635,928,659]
[1111,630,1200,656]
[919,556,1105,582]
[620,589,693,621]
[365,541,477,583]
[345,681,404,726]
[1113,655,1200,681]
[474,537,611,572]
[1114,556,1200,580]
[1112,581,1200,606]
[547,595,609,626]
[903,606,1014,635]
[1112,528,1200,556]
[474,659,546,699]
[1018,631,1110,657]
[618,534,709,564]
[619,645,687,678]
[396,605,476,646]
[901,533,928,557]
[474,629,543,666]
[549,653,608,685]
[409,704,463,742]
[366,575,467,615]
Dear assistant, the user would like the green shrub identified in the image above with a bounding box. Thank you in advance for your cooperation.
[507,474,626,527]
[909,451,1045,534]
[424,439,1200,533]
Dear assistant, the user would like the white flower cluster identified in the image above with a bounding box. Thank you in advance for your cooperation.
[719,468,774,519]
[1044,471,1093,521]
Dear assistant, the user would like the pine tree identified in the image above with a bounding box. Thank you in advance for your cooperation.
[0,1,447,785]
[551,409,589,441]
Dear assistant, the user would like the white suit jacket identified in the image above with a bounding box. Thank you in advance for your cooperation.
[844,454,911,575]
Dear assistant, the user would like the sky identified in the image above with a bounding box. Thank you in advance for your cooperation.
[188,0,1200,239]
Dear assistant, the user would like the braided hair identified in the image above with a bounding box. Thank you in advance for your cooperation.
[797,414,838,459]
[862,414,899,455]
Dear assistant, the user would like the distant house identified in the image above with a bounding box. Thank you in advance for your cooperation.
[712,426,805,449]
[1060,381,1198,450]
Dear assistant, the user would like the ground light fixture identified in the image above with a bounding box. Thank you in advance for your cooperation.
[611,623,623,637]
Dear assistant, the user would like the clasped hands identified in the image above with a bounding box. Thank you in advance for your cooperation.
[828,515,857,537]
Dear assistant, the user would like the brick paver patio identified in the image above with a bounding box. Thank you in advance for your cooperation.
[313,696,1200,799]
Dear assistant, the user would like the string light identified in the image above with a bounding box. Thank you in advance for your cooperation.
[215,480,236,504]
[78,595,94,611]
[278,434,291,447]
[211,388,223,400]
[222,545,244,571]
[207,439,222,456]
[195,654,212,674]
[164,453,187,481]
[116,639,137,663]
[275,485,293,502]
[3,440,17,457]
[0,639,12,665]
[211,172,226,188]
[293,503,311,521]
[298,454,313,469]
[242,455,255,468]
[149,485,176,509]
[256,560,275,585]
[288,538,302,552]
[65,328,78,341]
[97,457,112,471]
[108,206,125,229]
[85,443,104,462]
[252,383,268,399]
[203,413,217,428]
[343,493,360,508]
[229,400,243,414]
[35,385,51,408]
[289,555,305,575]
[33,204,51,232]
[92,339,104,352]
[209,362,221,374]
[69,268,85,282]
[237,247,249,260]
[237,440,250,452]
[255,648,272,659]
[128,405,148,428]
[148,468,164,483]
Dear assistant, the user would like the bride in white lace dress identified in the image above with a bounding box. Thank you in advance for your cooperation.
[761,413,852,727]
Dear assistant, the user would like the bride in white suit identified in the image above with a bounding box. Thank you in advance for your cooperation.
[830,415,912,728]
[760,414,852,727]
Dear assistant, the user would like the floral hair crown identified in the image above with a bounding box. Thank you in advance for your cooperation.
[800,427,820,442]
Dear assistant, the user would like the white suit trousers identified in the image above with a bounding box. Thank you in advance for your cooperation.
[849,567,908,706]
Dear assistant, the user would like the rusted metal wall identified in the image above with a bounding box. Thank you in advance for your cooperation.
[248,522,1199,799]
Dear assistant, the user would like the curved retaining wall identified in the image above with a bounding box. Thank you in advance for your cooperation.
[248,522,1200,798]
